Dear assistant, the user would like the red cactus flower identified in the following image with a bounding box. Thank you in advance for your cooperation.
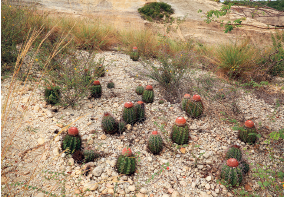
[122,147,132,156]
[244,120,254,128]
[104,112,110,116]
[227,158,239,167]
[133,46,138,52]
[152,131,158,135]
[68,127,79,136]
[124,102,133,108]
[231,145,240,149]
[146,85,153,90]
[166,167,170,170]
[183,94,191,99]
[137,101,144,105]
[192,95,201,102]
[93,80,100,85]
[175,117,186,127]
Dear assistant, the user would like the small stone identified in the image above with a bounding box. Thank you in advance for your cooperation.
[205,184,210,190]
[200,191,212,197]
[34,192,45,197]
[53,147,60,156]
[101,134,107,140]
[38,138,45,145]
[56,123,64,128]
[180,181,187,187]
[121,176,128,181]
[228,192,233,197]
[74,189,81,194]
[83,182,98,191]
[101,173,108,180]
[34,104,40,111]
[215,189,219,194]
[22,97,29,103]
[212,191,217,197]
[46,110,53,118]
[88,104,93,109]
[180,148,186,154]
[148,157,152,162]
[128,185,135,192]
[206,176,212,182]
[108,189,114,194]
[172,191,179,197]
[92,166,103,177]
[68,158,74,166]
[126,124,131,130]
[191,182,196,188]
[168,188,174,194]
[110,160,116,167]
[137,193,145,197]
[140,188,147,194]
[245,184,252,192]
[162,194,170,197]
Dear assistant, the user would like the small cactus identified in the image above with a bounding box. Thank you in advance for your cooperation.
[148,131,163,155]
[62,127,81,154]
[44,86,60,105]
[238,120,258,144]
[181,94,191,111]
[116,148,136,175]
[220,158,243,186]
[135,85,144,95]
[83,149,100,163]
[101,112,118,134]
[130,46,139,61]
[225,145,242,161]
[184,94,204,118]
[107,81,115,89]
[118,120,127,133]
[142,85,154,103]
[122,102,136,125]
[158,99,165,104]
[171,117,190,145]
[240,160,250,175]
[90,80,102,98]
[134,101,146,123]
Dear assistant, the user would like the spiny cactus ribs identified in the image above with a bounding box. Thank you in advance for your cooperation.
[220,158,243,186]
[184,94,204,118]
[148,131,163,155]
[238,120,257,144]
[142,85,154,103]
[135,85,144,95]
[181,94,191,111]
[90,80,102,98]
[62,127,81,154]
[116,148,136,175]
[171,117,190,145]
[225,145,242,161]
[44,86,60,105]
[107,81,115,89]
[83,150,99,163]
[130,46,139,61]
[122,102,136,125]
[134,101,146,123]
[118,120,127,133]
[101,112,118,134]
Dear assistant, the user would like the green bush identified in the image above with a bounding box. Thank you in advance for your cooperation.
[138,2,174,22]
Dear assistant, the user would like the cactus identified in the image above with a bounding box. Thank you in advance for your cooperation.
[142,85,154,103]
[158,99,165,104]
[116,148,136,175]
[101,112,118,134]
[220,158,243,186]
[130,46,139,61]
[122,102,136,125]
[148,131,163,155]
[44,86,60,105]
[171,117,190,145]
[90,80,102,98]
[184,94,204,118]
[83,69,92,84]
[135,85,144,95]
[83,150,100,163]
[118,120,127,133]
[107,81,115,89]
[134,101,146,123]
[181,94,191,111]
[238,120,258,144]
[240,160,250,175]
[62,127,81,154]
[225,145,242,161]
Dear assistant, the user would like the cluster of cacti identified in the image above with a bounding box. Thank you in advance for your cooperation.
[122,102,136,125]
[107,81,115,89]
[44,85,61,105]
[225,145,242,161]
[90,80,102,98]
[135,85,144,95]
[101,112,118,134]
[116,148,136,175]
[183,94,204,118]
[94,64,105,77]
[181,94,191,111]
[142,85,154,103]
[62,127,82,154]
[134,101,146,122]
[171,117,190,145]
[130,46,139,61]
[148,131,163,154]
[238,120,258,144]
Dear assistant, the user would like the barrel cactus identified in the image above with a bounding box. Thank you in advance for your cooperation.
[240,160,250,175]
[220,158,243,186]
[135,85,144,95]
[118,120,127,133]
[122,102,136,125]
[116,148,136,175]
[171,117,190,145]
[130,46,139,61]
[185,94,204,118]
[90,80,102,98]
[134,101,146,123]
[148,131,163,155]
[44,85,60,105]
[62,127,82,154]
[142,85,154,103]
[238,120,258,144]
[107,81,115,89]
[101,112,118,134]
[83,149,100,163]
[225,145,242,161]
[181,94,191,111]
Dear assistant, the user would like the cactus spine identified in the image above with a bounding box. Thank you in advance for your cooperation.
[148,131,163,155]
[239,120,257,144]
[44,86,60,105]
[171,117,190,145]
[122,102,136,125]
[62,127,81,154]
[116,148,136,175]
[181,94,191,111]
[184,94,204,118]
[130,46,139,61]
[225,145,242,161]
[135,85,144,95]
[101,112,118,134]
[142,85,154,103]
[90,80,102,98]
[220,158,243,186]
[134,101,146,123]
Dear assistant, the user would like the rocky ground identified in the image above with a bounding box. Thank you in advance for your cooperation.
[1,51,284,197]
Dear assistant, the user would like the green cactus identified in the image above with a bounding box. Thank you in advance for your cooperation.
[238,126,257,144]
[130,51,139,61]
[44,86,60,105]
[83,69,92,84]
[220,164,243,186]
[107,81,115,89]
[134,101,146,123]
[185,100,203,118]
[181,94,191,111]
[116,155,136,175]
[240,161,250,175]
[118,120,127,133]
[142,90,154,103]
[90,85,102,98]
[148,132,163,155]
[122,102,136,125]
[225,147,242,161]
[83,150,100,163]
[135,85,144,95]
[101,113,118,134]
[171,124,190,145]
[62,134,81,154]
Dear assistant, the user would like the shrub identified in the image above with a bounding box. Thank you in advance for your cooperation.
[138,2,174,22]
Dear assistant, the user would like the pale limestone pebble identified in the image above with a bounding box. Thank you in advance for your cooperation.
[206,175,212,182]
[108,189,114,194]
[200,191,212,197]
[38,138,45,145]
[168,188,174,194]
[172,191,180,197]
[128,185,135,192]
[100,134,107,140]
[212,191,218,197]
[162,194,170,197]
[34,192,45,197]
[92,166,103,177]
[83,182,98,191]
[205,183,211,190]
[137,193,145,197]
[140,188,147,194]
